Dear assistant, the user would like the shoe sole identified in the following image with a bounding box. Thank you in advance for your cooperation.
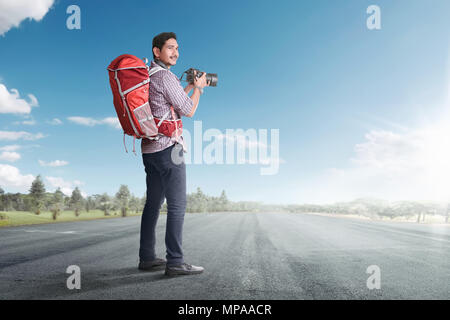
[138,262,167,271]
[164,269,204,276]
[139,265,166,271]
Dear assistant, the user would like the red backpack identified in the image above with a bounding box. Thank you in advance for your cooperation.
[107,54,182,152]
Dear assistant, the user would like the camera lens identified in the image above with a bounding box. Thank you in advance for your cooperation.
[206,73,218,87]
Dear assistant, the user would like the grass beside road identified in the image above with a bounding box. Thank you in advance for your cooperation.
[0,210,142,228]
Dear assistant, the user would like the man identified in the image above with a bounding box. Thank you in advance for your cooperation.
[138,32,209,276]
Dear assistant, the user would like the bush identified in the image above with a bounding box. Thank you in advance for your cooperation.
[51,208,60,220]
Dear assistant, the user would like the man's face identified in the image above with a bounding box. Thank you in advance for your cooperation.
[154,38,179,67]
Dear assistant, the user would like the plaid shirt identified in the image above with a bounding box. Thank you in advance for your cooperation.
[141,60,193,153]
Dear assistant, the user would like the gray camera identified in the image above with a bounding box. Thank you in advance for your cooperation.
[182,68,218,87]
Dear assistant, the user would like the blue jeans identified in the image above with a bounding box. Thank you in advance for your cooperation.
[139,143,186,266]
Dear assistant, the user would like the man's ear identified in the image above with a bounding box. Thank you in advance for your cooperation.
[153,47,160,59]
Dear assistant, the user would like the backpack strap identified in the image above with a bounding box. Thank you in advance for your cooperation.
[148,65,164,77]
[149,65,170,128]
[123,133,128,153]
[156,110,171,127]
[149,64,183,148]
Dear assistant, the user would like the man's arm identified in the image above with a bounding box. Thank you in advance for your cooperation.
[163,73,194,117]
[162,72,208,118]
[184,83,194,94]
[185,73,209,118]
[185,87,202,118]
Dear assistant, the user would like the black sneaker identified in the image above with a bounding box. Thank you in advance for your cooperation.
[165,263,204,276]
[138,258,167,271]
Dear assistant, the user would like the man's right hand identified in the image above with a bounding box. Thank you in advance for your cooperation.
[193,71,209,89]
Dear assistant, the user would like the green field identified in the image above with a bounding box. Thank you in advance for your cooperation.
[0,210,143,228]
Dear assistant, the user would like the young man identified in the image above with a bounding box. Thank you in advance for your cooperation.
[138,32,209,276]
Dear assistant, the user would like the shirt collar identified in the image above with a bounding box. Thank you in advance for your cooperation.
[154,59,169,70]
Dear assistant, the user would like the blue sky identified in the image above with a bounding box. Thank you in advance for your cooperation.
[1,0,450,204]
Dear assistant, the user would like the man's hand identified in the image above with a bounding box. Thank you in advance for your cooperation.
[193,71,210,89]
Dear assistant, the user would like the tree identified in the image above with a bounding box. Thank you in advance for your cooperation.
[29,175,46,215]
[99,193,112,216]
[393,201,416,220]
[0,187,4,211]
[129,195,142,214]
[64,195,71,208]
[187,187,207,213]
[115,185,130,217]
[70,187,84,217]
[411,202,430,223]
[141,194,147,210]
[85,196,96,213]
[50,188,65,220]
[219,190,230,211]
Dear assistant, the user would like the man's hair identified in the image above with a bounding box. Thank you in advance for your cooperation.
[152,32,177,59]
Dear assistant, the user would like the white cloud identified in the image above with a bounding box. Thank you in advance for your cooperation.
[14,119,36,125]
[100,117,121,129]
[0,151,20,162]
[45,176,84,196]
[67,116,97,126]
[0,145,20,151]
[48,118,62,125]
[307,113,450,203]
[67,116,121,129]
[0,164,34,191]
[28,94,38,107]
[38,159,68,167]
[0,84,38,114]
[0,131,45,141]
[0,0,55,36]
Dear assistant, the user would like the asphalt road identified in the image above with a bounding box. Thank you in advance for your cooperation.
[0,212,449,300]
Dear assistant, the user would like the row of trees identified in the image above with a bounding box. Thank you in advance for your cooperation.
[280,198,450,223]
[0,176,146,220]
[3,177,449,224]
[185,187,261,213]
[0,176,248,220]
